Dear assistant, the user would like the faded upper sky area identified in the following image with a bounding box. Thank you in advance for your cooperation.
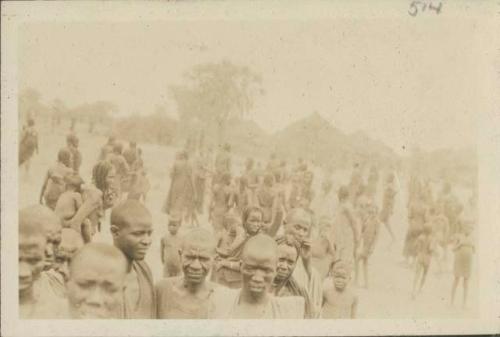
[19,20,480,154]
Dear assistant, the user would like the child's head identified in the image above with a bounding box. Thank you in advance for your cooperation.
[65,174,84,193]
[168,212,182,235]
[332,261,351,291]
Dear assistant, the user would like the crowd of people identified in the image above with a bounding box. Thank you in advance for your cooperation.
[18,118,476,319]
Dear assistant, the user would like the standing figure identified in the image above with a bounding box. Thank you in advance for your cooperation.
[193,150,210,214]
[411,223,435,298]
[107,143,130,197]
[210,234,305,319]
[156,229,219,319]
[66,134,82,173]
[19,118,39,171]
[365,165,379,199]
[355,195,381,289]
[160,213,182,278]
[332,186,359,272]
[39,149,74,210]
[209,173,233,234]
[403,194,428,265]
[321,261,358,319]
[379,171,398,243]
[256,173,278,235]
[111,200,156,318]
[163,151,196,225]
[239,158,259,210]
[213,143,232,186]
[450,221,475,308]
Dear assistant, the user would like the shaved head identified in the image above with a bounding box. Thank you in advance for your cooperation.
[20,204,61,235]
[111,199,151,229]
[242,234,278,261]
[70,243,127,275]
[181,228,216,252]
[67,243,127,319]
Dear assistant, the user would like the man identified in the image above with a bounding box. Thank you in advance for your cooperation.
[19,206,66,318]
[111,200,155,318]
[283,208,323,318]
[66,243,128,319]
[210,234,304,319]
[66,133,82,173]
[213,143,232,185]
[107,143,130,195]
[156,228,218,318]
[99,135,116,161]
[272,235,313,318]
[123,141,138,167]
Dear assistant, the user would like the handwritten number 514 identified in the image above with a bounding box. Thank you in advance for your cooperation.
[408,1,443,17]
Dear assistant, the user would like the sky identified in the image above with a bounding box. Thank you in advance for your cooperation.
[18,18,481,154]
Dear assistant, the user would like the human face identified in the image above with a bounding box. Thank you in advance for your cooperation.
[67,255,126,319]
[44,226,62,271]
[168,221,180,235]
[180,241,214,286]
[285,214,311,243]
[112,214,153,261]
[245,211,262,235]
[19,234,46,300]
[333,269,349,291]
[241,248,277,297]
[54,238,81,283]
[275,244,298,282]
[105,167,116,189]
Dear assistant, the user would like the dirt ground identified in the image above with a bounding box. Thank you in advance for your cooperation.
[19,120,478,319]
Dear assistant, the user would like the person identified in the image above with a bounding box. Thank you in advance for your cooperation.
[267,168,287,237]
[354,195,380,288]
[212,211,245,287]
[312,178,337,221]
[431,205,451,274]
[64,184,104,243]
[19,205,67,318]
[107,142,130,196]
[127,147,150,202]
[379,171,398,243]
[209,172,234,234]
[54,174,84,228]
[66,133,82,173]
[160,212,182,278]
[311,215,336,280]
[99,135,116,161]
[450,220,475,308]
[411,223,435,299]
[19,117,38,171]
[283,208,323,318]
[348,163,363,206]
[66,243,128,319]
[321,261,358,319]
[256,173,278,234]
[365,165,379,199]
[156,228,219,319]
[123,141,138,167]
[239,158,259,210]
[39,148,74,210]
[272,235,313,318]
[110,200,155,318]
[163,150,196,225]
[403,193,428,265]
[40,228,84,299]
[331,186,358,272]
[193,149,210,214]
[92,160,119,212]
[213,206,263,289]
[210,234,305,319]
[213,143,232,185]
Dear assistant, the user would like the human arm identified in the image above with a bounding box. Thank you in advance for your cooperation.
[39,171,50,204]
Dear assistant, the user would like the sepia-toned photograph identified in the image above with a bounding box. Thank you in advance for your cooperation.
[2,1,499,336]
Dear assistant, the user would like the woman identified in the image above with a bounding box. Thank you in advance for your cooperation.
[163,151,196,224]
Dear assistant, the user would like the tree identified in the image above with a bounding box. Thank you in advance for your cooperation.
[169,60,265,145]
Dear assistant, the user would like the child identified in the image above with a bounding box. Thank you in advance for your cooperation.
[322,261,358,319]
[54,174,84,228]
[450,220,475,307]
[160,213,182,277]
[311,215,336,280]
[355,196,380,288]
[411,223,435,298]
[39,149,74,210]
